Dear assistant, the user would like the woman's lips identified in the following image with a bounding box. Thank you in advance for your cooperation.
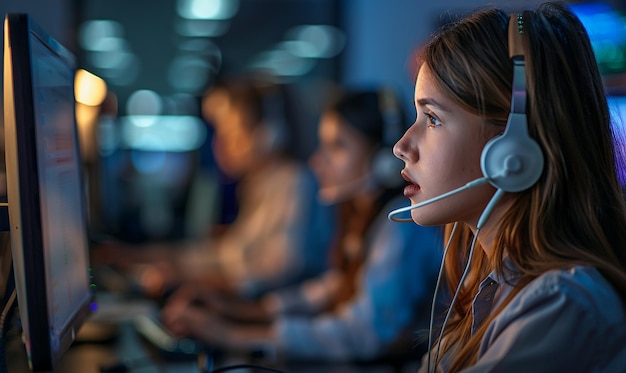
[401,171,420,198]
[403,184,420,198]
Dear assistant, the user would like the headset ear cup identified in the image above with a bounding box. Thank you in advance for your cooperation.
[480,127,544,192]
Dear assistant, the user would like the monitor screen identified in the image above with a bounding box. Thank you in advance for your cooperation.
[608,93,626,185]
[3,13,93,371]
[569,2,626,76]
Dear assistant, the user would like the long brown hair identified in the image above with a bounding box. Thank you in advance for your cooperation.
[420,2,626,370]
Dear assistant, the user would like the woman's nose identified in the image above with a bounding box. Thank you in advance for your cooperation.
[393,126,415,163]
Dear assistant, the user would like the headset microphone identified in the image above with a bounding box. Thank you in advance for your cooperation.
[387,177,490,222]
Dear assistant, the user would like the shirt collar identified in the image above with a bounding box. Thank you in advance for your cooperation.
[487,256,522,286]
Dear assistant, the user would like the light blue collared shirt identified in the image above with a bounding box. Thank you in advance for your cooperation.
[421,265,626,372]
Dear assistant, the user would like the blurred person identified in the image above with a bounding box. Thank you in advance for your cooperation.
[93,76,334,301]
[160,89,444,364]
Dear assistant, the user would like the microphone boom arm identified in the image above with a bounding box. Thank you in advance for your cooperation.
[387,177,491,222]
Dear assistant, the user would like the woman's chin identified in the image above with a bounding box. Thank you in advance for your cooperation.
[410,210,448,227]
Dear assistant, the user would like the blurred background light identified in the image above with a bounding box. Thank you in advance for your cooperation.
[126,89,163,117]
[79,17,141,87]
[175,19,230,37]
[79,19,124,51]
[167,55,215,93]
[177,0,240,20]
[75,69,108,106]
[87,48,134,70]
[121,115,208,152]
[285,25,346,58]
[251,47,315,78]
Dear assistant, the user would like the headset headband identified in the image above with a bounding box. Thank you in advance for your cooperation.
[509,14,526,115]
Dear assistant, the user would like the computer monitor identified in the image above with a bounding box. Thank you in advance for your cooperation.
[3,13,94,371]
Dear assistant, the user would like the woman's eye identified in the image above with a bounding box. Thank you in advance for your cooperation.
[424,112,442,127]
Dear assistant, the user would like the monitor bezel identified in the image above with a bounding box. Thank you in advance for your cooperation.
[3,13,93,371]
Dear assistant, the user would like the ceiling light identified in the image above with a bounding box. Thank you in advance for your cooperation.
[177,0,239,20]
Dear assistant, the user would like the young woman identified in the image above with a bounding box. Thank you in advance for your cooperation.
[391,2,626,372]
[161,89,444,363]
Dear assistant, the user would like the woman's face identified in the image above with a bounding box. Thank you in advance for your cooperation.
[310,111,373,203]
[204,89,261,178]
[393,64,499,227]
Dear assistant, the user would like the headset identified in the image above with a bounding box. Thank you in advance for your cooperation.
[387,13,544,224]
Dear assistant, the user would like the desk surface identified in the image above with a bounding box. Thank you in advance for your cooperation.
[5,293,421,373]
[6,321,200,373]
[6,324,421,373]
